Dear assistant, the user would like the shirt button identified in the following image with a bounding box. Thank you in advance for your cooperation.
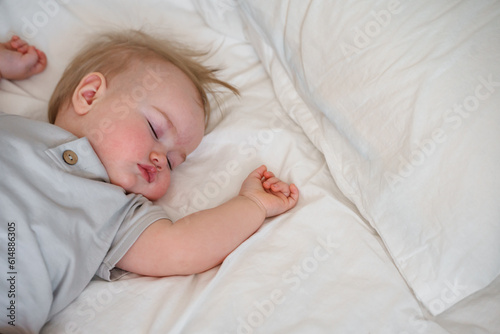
[62,150,78,165]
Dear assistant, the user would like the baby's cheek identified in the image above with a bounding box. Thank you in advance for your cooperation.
[147,177,170,201]
[109,169,138,193]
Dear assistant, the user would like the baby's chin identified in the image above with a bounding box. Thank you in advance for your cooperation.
[108,174,168,201]
[134,185,169,202]
[143,192,165,202]
[122,188,165,201]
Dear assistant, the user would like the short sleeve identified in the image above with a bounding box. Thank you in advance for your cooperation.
[97,195,170,281]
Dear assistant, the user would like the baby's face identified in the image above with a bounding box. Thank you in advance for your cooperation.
[83,60,205,200]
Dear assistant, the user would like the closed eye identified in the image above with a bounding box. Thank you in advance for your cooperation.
[148,121,158,139]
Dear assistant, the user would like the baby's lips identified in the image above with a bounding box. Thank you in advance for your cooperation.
[138,164,158,183]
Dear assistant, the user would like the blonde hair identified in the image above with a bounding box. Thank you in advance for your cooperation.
[48,30,238,125]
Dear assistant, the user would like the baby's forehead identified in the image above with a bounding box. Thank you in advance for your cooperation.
[104,56,204,119]
[104,58,203,113]
[108,56,163,79]
[108,57,179,89]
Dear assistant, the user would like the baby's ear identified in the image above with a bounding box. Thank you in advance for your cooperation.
[72,72,107,115]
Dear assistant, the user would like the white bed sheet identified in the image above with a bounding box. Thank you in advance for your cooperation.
[214,0,500,317]
[0,1,499,333]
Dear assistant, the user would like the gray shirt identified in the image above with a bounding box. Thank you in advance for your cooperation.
[0,112,169,333]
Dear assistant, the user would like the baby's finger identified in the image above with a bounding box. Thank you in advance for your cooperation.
[271,183,290,197]
[262,176,281,190]
[263,170,275,180]
[6,35,19,50]
[280,183,299,210]
[268,180,292,197]
[22,46,39,63]
[289,183,299,203]
[253,165,267,177]
[11,37,29,54]
[32,48,48,74]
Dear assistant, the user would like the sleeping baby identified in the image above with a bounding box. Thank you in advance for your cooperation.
[0,32,299,333]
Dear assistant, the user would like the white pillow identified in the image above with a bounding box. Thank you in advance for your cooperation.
[207,0,500,315]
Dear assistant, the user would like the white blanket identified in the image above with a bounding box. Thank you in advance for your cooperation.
[222,0,500,316]
[1,0,499,333]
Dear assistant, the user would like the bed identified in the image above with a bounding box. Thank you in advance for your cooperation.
[1,0,499,333]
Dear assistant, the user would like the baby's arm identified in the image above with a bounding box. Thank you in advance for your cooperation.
[0,35,47,80]
[117,165,299,276]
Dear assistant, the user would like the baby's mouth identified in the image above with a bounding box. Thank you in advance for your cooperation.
[138,164,157,183]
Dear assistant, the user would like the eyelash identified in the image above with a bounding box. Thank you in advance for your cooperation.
[148,120,172,171]
[148,121,158,139]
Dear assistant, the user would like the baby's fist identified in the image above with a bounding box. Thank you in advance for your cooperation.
[0,35,47,80]
[240,165,299,218]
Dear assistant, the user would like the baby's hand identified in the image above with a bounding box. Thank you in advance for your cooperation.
[239,165,299,218]
[0,35,47,80]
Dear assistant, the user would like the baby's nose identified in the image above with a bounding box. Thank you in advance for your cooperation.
[150,151,168,171]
